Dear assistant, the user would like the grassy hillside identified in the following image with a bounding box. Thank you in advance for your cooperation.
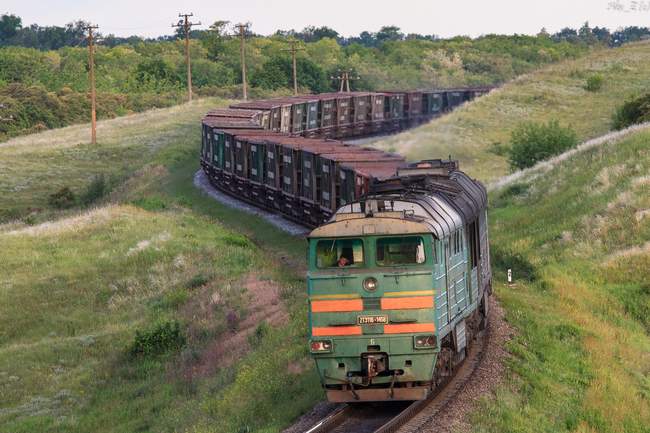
[2,44,649,432]
[372,41,650,182]
[0,99,224,223]
[0,99,320,433]
[474,129,650,432]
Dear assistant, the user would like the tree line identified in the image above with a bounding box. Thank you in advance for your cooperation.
[2,14,649,50]
[1,12,649,141]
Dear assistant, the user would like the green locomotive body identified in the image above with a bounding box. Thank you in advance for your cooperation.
[307,161,491,402]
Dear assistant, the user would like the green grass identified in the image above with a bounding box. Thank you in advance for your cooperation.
[0,97,318,432]
[371,41,650,182]
[1,205,247,431]
[0,98,222,223]
[474,129,650,433]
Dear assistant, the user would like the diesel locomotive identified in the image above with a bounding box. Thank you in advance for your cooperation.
[306,161,491,402]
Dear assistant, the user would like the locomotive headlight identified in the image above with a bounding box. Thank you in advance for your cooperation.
[363,277,378,292]
[414,335,437,349]
[310,339,333,353]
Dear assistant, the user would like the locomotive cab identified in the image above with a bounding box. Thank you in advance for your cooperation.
[307,203,445,402]
[307,168,491,403]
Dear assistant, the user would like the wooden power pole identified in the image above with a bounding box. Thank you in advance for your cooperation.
[173,13,201,102]
[235,23,249,100]
[84,24,99,145]
[282,39,305,95]
[331,69,360,92]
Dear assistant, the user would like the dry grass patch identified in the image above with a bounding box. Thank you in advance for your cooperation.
[371,41,650,182]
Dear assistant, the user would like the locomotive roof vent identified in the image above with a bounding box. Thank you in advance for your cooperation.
[396,159,458,177]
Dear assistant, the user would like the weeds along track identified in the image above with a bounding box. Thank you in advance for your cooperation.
[302,324,490,433]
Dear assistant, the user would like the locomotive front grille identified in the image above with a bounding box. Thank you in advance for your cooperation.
[362,297,381,310]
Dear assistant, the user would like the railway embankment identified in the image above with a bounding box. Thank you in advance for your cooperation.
[480,126,650,433]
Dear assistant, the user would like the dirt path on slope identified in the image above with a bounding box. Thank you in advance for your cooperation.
[183,271,290,379]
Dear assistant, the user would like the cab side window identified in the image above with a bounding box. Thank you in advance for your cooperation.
[315,238,364,268]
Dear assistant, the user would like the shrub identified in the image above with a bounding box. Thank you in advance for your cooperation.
[221,233,251,248]
[187,273,210,289]
[130,320,185,358]
[491,246,537,282]
[48,186,76,209]
[251,56,329,93]
[248,321,270,346]
[80,174,107,205]
[134,58,181,92]
[501,183,530,198]
[611,93,650,130]
[508,120,578,170]
[584,74,603,92]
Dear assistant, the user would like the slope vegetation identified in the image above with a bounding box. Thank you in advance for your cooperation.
[477,128,650,432]
[372,41,650,181]
[0,99,220,222]
[0,99,320,433]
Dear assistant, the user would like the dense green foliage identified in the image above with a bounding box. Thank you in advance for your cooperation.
[130,320,185,358]
[585,73,604,92]
[508,120,578,169]
[612,93,650,130]
[2,14,623,141]
[0,81,186,138]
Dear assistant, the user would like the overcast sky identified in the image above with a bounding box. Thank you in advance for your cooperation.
[3,0,649,38]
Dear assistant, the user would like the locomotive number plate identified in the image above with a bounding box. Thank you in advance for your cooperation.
[358,315,388,325]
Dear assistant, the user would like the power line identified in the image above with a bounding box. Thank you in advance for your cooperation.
[84,23,99,145]
[281,39,305,95]
[331,69,360,92]
[235,23,250,101]
[172,13,201,102]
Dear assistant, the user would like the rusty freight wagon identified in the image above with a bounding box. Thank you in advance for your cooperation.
[201,128,405,225]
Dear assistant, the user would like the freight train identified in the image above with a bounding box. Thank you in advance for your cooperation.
[199,88,492,402]
[200,87,491,225]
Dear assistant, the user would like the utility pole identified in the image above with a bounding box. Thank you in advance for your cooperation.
[235,23,249,100]
[84,24,99,145]
[331,69,360,92]
[172,13,201,102]
[282,39,305,95]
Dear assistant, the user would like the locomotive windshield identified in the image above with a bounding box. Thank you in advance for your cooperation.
[316,238,365,268]
[376,236,426,266]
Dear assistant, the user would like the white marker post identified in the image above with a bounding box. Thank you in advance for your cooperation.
[507,268,513,285]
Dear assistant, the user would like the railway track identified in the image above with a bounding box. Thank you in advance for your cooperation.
[302,325,490,433]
